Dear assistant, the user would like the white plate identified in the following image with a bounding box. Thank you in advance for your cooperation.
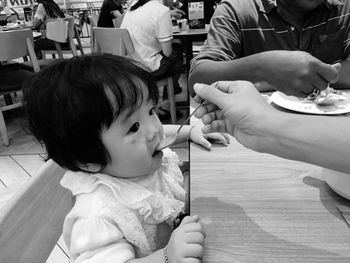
[323,168,350,200]
[270,91,350,115]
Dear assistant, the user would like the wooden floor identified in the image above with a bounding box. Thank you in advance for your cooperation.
[0,64,189,262]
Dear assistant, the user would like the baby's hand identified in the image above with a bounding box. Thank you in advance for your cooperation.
[190,126,230,150]
[166,215,205,263]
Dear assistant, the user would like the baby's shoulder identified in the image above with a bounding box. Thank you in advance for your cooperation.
[71,184,132,218]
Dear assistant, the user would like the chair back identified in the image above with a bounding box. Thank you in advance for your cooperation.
[0,160,73,263]
[63,17,79,56]
[0,29,39,72]
[92,27,134,56]
[46,20,69,59]
[88,14,99,52]
[46,20,69,43]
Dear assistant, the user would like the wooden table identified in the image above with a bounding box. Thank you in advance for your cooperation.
[190,100,350,262]
[173,26,208,74]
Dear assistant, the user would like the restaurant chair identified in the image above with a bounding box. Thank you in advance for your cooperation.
[41,17,84,58]
[0,29,39,146]
[92,27,177,123]
[0,159,73,263]
[88,14,99,52]
[21,19,80,72]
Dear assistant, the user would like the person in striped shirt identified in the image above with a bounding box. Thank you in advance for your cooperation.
[189,0,350,98]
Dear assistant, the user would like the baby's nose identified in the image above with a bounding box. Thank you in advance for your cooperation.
[146,124,161,142]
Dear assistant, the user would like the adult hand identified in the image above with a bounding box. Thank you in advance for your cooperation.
[166,215,205,263]
[193,81,281,151]
[170,8,186,20]
[257,50,341,97]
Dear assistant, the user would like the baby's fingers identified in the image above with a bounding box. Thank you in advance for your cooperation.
[195,137,212,150]
[184,243,204,260]
[185,231,205,245]
[205,133,230,146]
[184,258,202,263]
[180,215,200,225]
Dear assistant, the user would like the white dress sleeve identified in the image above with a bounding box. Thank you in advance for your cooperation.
[69,217,135,263]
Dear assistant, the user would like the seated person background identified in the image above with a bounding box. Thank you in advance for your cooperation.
[188,0,350,97]
[32,0,68,58]
[97,0,126,27]
[121,0,184,119]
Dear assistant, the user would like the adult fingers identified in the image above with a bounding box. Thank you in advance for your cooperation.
[312,74,329,91]
[317,62,341,83]
[195,103,218,119]
[193,83,231,110]
[201,120,228,134]
[298,83,317,97]
[201,110,225,124]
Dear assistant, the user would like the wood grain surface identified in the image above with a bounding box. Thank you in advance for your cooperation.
[190,103,350,263]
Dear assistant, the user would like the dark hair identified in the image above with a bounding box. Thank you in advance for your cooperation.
[23,54,159,172]
[37,0,65,18]
[129,0,150,11]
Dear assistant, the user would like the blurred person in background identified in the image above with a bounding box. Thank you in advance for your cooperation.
[188,0,350,98]
[32,0,67,58]
[98,0,126,27]
[121,0,185,120]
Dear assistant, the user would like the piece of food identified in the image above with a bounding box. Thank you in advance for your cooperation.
[307,87,346,106]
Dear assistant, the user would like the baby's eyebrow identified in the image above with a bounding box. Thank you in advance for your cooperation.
[118,107,137,124]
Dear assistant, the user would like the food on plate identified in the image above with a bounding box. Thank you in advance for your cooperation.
[306,87,346,106]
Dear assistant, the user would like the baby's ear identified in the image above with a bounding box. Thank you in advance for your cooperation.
[77,163,102,173]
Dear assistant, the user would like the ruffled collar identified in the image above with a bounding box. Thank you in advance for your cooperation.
[61,148,185,224]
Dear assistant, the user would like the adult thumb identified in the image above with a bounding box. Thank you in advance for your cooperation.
[194,83,227,109]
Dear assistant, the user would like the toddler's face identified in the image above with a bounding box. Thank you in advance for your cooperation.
[100,94,164,179]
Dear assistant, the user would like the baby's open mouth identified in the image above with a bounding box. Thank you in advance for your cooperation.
[152,146,163,157]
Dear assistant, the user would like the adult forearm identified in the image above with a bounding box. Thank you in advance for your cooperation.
[260,114,350,174]
[188,53,274,97]
[189,60,232,96]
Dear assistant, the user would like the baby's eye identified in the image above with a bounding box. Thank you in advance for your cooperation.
[128,122,140,133]
[149,107,156,116]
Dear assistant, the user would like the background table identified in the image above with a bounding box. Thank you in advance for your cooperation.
[173,26,208,74]
[190,100,350,262]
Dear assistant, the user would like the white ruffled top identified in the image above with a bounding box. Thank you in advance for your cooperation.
[60,148,186,263]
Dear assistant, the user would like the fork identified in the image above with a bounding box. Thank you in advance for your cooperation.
[156,101,205,151]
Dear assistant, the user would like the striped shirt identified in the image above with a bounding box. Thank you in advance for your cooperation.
[191,0,350,68]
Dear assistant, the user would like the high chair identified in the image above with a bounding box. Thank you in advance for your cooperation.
[92,27,177,123]
[0,29,40,146]
[0,159,73,263]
